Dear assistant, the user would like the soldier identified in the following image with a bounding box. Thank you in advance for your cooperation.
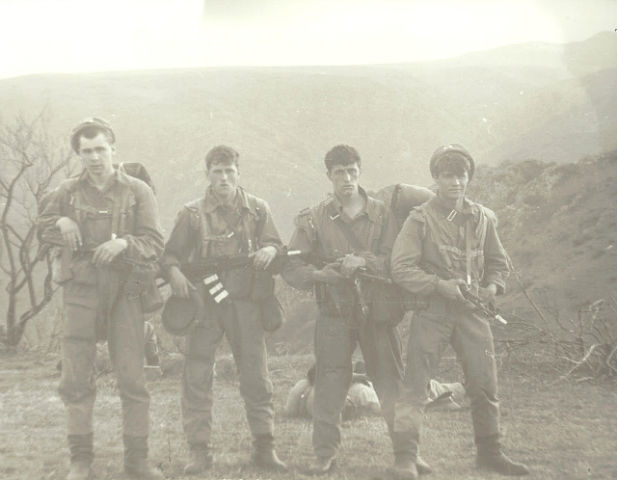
[282,145,430,476]
[38,118,165,480]
[161,145,287,475]
[390,144,529,478]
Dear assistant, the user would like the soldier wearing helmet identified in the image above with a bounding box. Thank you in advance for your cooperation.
[38,117,165,480]
[389,145,529,479]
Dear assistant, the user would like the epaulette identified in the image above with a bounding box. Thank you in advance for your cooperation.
[481,205,499,227]
[183,198,203,230]
[295,207,315,230]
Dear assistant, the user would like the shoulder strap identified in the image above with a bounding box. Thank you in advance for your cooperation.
[196,199,212,258]
[465,218,473,286]
[390,183,403,218]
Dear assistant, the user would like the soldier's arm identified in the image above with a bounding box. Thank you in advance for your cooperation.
[120,181,164,262]
[369,207,399,275]
[160,206,197,272]
[256,200,283,251]
[390,212,441,295]
[37,183,76,245]
[281,212,320,291]
[482,210,508,295]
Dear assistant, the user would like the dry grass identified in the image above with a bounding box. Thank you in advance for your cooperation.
[1,350,617,480]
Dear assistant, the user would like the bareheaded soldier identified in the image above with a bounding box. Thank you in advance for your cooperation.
[390,144,529,478]
[38,118,165,480]
[161,145,287,475]
[282,145,431,476]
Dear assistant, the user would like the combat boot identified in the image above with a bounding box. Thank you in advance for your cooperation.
[476,435,529,476]
[66,461,93,480]
[252,434,287,471]
[387,454,418,480]
[67,434,94,480]
[416,456,433,475]
[123,435,165,480]
[183,444,213,475]
[308,455,336,475]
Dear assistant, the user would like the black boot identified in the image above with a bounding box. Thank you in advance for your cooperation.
[416,456,433,475]
[476,435,529,476]
[308,456,336,475]
[67,434,94,480]
[183,444,213,475]
[123,435,165,479]
[252,434,287,471]
[387,455,418,480]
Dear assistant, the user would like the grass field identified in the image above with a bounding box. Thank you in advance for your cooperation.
[1,349,616,480]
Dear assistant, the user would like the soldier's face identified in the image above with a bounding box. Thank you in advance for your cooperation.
[328,163,360,198]
[435,170,469,202]
[78,133,115,182]
[207,161,239,199]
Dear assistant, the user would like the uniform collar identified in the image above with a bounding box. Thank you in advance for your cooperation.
[203,185,251,214]
[326,186,381,222]
[78,167,123,192]
[430,194,479,222]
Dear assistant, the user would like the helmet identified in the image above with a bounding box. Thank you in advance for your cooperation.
[160,289,205,336]
[70,117,115,153]
[429,144,475,180]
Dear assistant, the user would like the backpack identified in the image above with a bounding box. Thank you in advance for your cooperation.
[372,183,435,232]
[116,162,156,194]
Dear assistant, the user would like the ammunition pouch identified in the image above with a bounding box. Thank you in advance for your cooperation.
[50,246,74,285]
[122,260,163,313]
[251,270,285,332]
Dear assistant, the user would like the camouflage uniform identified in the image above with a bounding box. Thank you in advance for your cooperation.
[161,186,282,448]
[38,168,164,438]
[282,188,408,460]
[390,194,509,459]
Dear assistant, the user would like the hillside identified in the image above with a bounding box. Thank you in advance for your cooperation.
[0,33,615,237]
[470,150,617,314]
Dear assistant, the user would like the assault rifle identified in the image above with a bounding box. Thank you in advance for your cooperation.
[458,284,507,325]
[39,229,160,275]
[420,262,508,325]
[305,254,394,321]
[172,249,307,304]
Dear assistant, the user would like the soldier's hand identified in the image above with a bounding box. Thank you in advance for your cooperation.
[436,278,467,302]
[56,216,82,251]
[478,284,497,304]
[312,263,346,285]
[340,254,366,278]
[252,245,277,270]
[168,266,195,298]
[92,238,128,266]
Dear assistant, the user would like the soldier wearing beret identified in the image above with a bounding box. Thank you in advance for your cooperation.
[389,144,529,479]
[38,118,165,480]
[161,145,287,475]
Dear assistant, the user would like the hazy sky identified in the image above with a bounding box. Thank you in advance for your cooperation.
[1,0,615,79]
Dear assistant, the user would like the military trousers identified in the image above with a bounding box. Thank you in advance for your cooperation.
[182,298,274,447]
[312,311,405,459]
[59,281,150,437]
[393,295,500,456]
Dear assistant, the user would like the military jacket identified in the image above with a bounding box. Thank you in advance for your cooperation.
[390,195,508,297]
[38,168,164,275]
[162,186,282,298]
